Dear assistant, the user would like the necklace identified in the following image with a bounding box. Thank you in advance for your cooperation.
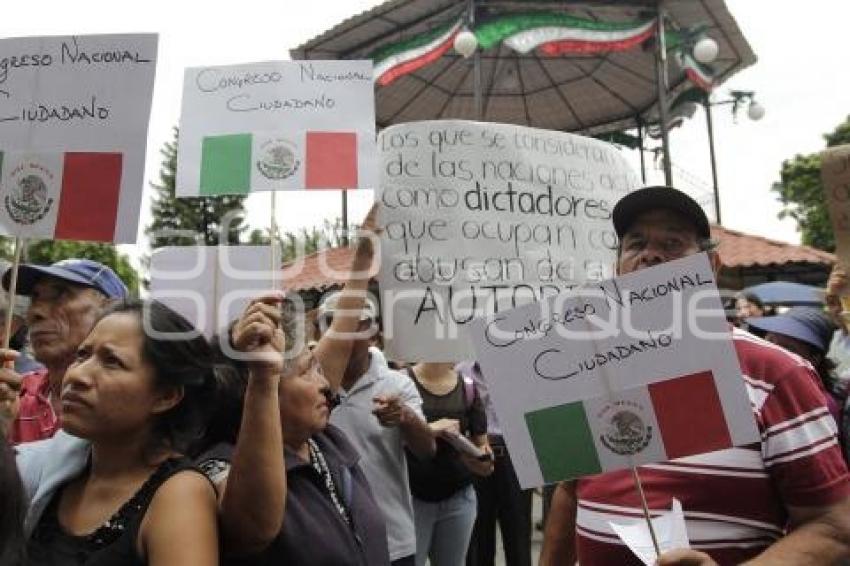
[307,438,352,526]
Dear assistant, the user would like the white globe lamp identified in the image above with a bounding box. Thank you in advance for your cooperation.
[454,29,478,58]
[747,100,765,121]
[693,36,719,64]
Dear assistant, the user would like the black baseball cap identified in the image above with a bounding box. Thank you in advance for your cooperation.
[613,186,712,240]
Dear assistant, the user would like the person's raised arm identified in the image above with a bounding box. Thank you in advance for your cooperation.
[539,481,578,566]
[219,293,286,556]
[313,203,380,392]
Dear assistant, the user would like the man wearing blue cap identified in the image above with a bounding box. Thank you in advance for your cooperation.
[541,187,850,566]
[0,259,127,443]
[747,307,846,429]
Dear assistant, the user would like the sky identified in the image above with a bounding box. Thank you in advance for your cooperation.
[2,0,848,269]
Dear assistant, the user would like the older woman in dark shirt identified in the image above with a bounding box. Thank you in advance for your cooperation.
[221,205,390,565]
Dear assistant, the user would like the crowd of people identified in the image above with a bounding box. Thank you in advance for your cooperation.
[1,188,849,565]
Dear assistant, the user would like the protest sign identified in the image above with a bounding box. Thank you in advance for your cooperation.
[176,60,376,196]
[0,33,157,243]
[149,246,279,338]
[468,253,759,488]
[821,145,850,258]
[377,120,639,361]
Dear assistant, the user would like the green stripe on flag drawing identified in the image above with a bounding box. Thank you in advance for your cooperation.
[525,401,602,482]
[200,134,252,195]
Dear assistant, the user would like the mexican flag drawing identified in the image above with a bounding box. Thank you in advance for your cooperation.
[176,60,377,196]
[0,33,158,244]
[0,151,128,242]
[470,253,760,487]
[197,130,358,194]
[526,370,735,482]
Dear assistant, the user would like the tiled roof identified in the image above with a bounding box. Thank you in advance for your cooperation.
[711,225,835,268]
[281,246,358,293]
[280,227,836,292]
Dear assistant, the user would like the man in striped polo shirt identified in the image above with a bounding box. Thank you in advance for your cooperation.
[540,186,850,565]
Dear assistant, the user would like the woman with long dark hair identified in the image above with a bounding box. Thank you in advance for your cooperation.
[16,299,220,565]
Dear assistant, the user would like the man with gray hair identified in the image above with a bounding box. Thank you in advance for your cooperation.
[0,259,127,444]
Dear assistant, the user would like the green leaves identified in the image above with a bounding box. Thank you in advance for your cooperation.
[773,115,850,251]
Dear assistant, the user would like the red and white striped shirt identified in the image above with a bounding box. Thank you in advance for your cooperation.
[576,328,850,565]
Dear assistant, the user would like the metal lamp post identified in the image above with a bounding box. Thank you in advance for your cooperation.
[704,90,764,224]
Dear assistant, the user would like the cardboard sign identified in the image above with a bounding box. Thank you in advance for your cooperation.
[821,145,850,259]
[377,120,639,361]
[176,60,376,196]
[0,33,158,243]
[468,253,758,488]
[149,246,279,338]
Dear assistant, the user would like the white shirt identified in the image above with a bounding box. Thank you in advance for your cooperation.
[829,330,850,380]
[329,347,424,561]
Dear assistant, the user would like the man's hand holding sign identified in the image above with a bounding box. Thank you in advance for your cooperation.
[464,186,850,565]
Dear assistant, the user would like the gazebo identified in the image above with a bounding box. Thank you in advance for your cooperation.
[292,0,757,184]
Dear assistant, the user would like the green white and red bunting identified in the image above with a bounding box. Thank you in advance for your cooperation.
[0,151,126,242]
[475,13,655,55]
[677,51,714,91]
[372,20,462,86]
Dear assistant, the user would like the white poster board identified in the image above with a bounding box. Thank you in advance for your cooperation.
[821,145,850,260]
[0,33,158,243]
[149,246,279,338]
[377,120,639,361]
[176,60,376,195]
[468,253,758,488]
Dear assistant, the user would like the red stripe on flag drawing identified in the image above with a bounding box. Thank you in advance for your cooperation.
[54,153,123,242]
[305,132,357,189]
[648,370,733,460]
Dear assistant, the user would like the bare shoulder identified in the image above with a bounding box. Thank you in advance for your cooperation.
[142,470,218,529]
[139,470,219,562]
[150,469,217,508]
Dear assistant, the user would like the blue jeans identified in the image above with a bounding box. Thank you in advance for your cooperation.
[413,484,477,566]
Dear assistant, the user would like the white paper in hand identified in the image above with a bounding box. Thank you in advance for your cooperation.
[608,499,689,565]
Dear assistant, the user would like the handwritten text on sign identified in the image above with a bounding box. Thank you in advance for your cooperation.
[176,60,376,195]
[469,253,758,487]
[377,120,639,361]
[0,34,157,243]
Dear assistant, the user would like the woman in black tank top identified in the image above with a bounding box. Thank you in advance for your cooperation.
[22,300,219,565]
[406,362,493,566]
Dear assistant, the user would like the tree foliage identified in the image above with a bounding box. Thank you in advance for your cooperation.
[249,218,350,263]
[773,115,850,251]
[145,127,248,248]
